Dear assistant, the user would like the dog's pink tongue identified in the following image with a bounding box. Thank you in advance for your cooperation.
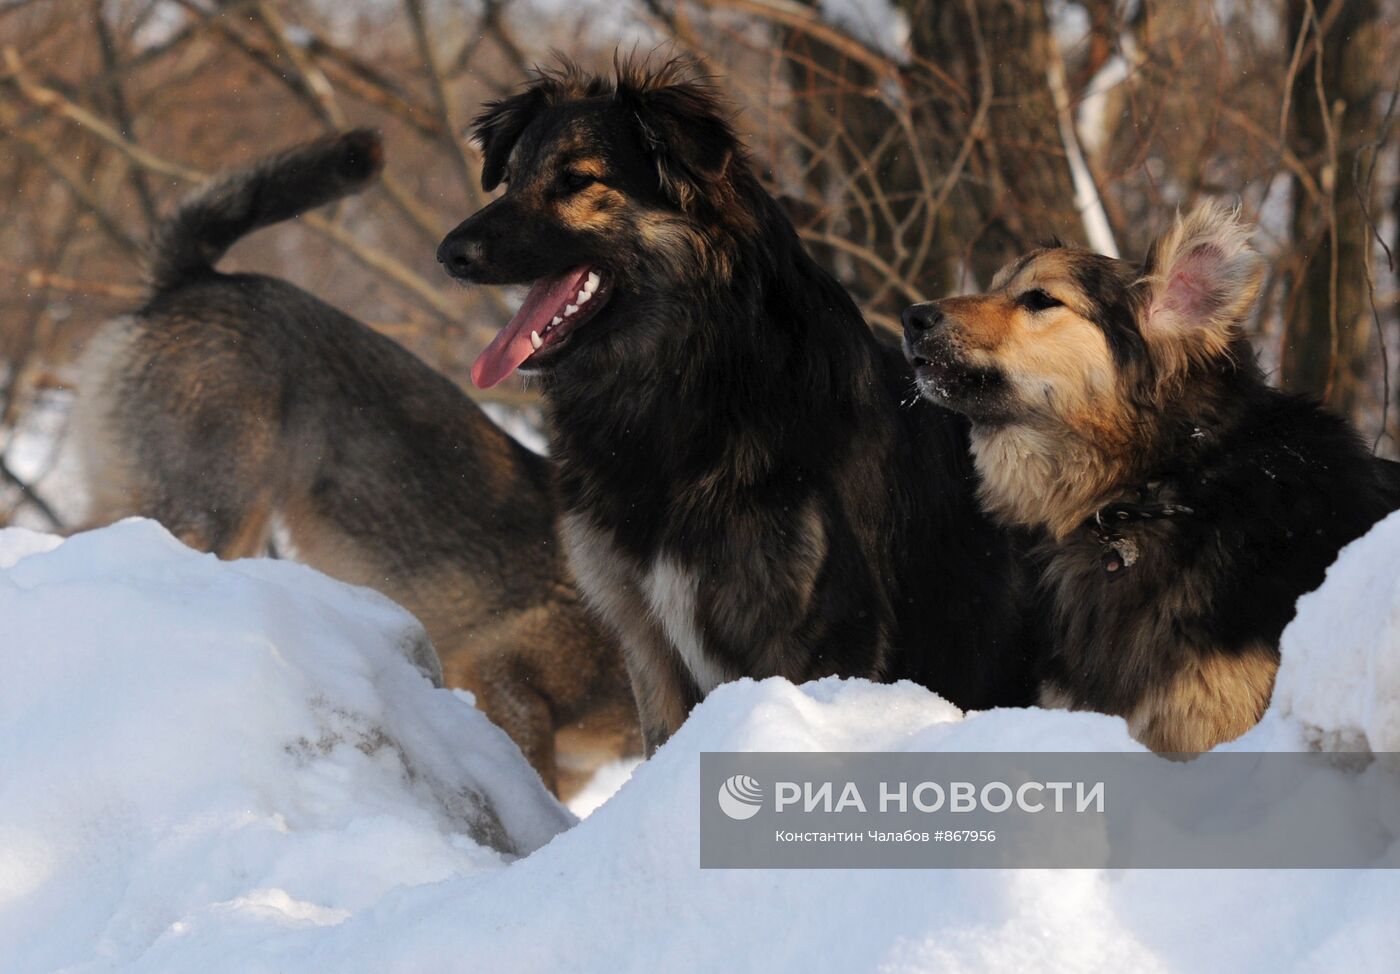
[471,268,588,389]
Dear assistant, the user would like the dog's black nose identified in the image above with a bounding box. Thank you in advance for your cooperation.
[436,234,480,280]
[902,303,945,334]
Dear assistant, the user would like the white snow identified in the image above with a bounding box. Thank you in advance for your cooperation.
[480,401,549,457]
[565,756,642,819]
[2,509,1399,973]
[1266,508,1400,752]
[0,520,571,973]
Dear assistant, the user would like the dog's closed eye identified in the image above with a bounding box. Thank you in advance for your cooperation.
[559,171,598,193]
[1017,288,1064,313]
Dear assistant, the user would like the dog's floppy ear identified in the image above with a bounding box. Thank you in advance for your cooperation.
[616,65,743,214]
[1139,201,1263,368]
[471,85,551,192]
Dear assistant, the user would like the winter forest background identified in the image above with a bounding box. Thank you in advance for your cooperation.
[1,0,1397,527]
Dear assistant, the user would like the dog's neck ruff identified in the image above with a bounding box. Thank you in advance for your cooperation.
[970,424,1129,540]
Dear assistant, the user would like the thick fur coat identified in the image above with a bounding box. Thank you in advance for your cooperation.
[439,61,1035,750]
[73,131,638,795]
[903,203,1400,750]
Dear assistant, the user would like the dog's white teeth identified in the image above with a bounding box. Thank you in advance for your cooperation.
[530,330,543,350]
[550,316,562,326]
[565,304,578,316]
[585,271,600,293]
[577,289,592,304]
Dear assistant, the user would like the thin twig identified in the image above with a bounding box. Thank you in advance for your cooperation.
[1351,78,1399,449]
[1303,0,1340,403]
[0,100,143,255]
[404,0,485,202]
[92,1,157,228]
[691,0,900,84]
[0,454,63,529]
[0,258,144,299]
[4,53,468,328]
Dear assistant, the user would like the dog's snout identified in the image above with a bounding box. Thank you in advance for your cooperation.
[902,303,946,335]
[436,232,482,280]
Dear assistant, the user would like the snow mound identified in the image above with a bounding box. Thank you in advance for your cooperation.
[98,678,1400,973]
[1267,508,1400,752]
[0,526,60,568]
[4,507,1400,972]
[0,520,571,973]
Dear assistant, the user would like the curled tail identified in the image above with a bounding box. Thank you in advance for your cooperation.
[147,129,384,292]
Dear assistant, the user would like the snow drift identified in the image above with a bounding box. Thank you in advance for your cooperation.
[3,511,1400,973]
[1267,509,1400,752]
[0,520,571,973]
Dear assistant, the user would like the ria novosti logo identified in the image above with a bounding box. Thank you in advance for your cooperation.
[717,774,764,820]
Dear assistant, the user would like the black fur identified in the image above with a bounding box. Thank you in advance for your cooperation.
[1037,350,1400,715]
[904,227,1400,750]
[439,60,1035,748]
[147,129,383,292]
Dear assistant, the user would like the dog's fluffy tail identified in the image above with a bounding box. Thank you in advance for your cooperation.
[147,129,384,292]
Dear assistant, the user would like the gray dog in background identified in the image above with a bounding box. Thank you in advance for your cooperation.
[71,130,639,798]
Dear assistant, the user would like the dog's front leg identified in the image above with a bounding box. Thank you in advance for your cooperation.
[617,625,703,754]
[561,513,701,754]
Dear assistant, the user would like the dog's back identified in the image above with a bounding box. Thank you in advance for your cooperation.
[74,130,387,551]
[73,132,639,796]
[1379,458,1400,508]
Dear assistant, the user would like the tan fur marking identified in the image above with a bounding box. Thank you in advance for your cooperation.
[559,186,625,231]
[636,210,729,279]
[568,157,607,179]
[1128,645,1278,752]
[937,260,1133,537]
[973,425,1129,539]
[214,491,275,559]
[1038,684,1076,710]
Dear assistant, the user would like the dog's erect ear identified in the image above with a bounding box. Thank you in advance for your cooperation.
[616,66,743,214]
[471,86,551,192]
[1139,201,1263,367]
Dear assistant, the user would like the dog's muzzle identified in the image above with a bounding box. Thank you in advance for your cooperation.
[436,232,483,281]
[902,302,946,337]
[901,301,950,368]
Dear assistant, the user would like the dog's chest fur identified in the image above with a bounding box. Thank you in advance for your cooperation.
[563,511,724,692]
[559,494,833,697]
[642,555,726,693]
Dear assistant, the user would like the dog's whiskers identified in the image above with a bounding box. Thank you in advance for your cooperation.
[901,381,923,411]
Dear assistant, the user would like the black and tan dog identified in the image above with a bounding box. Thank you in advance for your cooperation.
[437,59,1035,752]
[903,202,1400,751]
[72,130,638,797]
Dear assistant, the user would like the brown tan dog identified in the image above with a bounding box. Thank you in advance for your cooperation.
[903,202,1400,751]
[72,130,639,797]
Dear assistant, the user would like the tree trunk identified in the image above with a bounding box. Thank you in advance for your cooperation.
[781,0,1087,323]
[900,0,1087,279]
[1282,0,1382,427]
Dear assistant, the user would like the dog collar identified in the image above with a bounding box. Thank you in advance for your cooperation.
[1086,494,1194,578]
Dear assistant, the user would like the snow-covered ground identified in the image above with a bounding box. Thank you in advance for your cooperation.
[0,521,570,973]
[2,512,1399,973]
